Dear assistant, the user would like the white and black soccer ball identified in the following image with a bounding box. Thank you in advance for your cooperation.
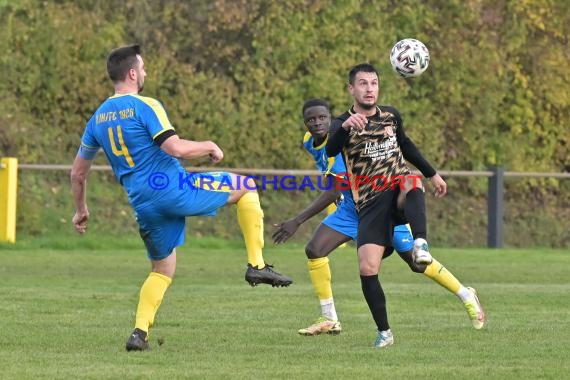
[390,38,430,78]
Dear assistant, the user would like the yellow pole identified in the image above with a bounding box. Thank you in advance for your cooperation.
[0,157,18,243]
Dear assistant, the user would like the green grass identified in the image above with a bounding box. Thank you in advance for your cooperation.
[0,237,568,379]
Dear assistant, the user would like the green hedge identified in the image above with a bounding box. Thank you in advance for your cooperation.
[2,1,569,246]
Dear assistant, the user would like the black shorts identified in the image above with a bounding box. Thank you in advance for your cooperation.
[356,190,397,248]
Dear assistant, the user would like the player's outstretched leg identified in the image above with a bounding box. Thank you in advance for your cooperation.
[245,262,292,287]
[396,225,486,329]
[423,259,486,329]
[463,287,486,329]
[231,175,292,287]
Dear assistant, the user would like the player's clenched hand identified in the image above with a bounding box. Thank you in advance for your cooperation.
[72,209,90,234]
[429,173,447,198]
[342,113,368,132]
[272,219,301,244]
[209,143,224,163]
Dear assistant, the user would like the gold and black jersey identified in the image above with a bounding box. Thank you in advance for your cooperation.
[326,105,436,211]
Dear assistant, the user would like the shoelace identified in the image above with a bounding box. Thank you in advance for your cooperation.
[375,332,391,346]
[263,263,276,272]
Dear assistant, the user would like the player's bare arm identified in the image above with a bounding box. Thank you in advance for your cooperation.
[160,135,224,163]
[272,176,341,244]
[70,155,93,234]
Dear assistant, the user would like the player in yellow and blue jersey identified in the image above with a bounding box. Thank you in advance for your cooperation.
[70,44,292,352]
[273,98,485,338]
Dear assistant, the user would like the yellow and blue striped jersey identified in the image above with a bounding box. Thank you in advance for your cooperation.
[79,93,182,207]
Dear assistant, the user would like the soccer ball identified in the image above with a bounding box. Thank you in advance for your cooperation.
[389,38,430,78]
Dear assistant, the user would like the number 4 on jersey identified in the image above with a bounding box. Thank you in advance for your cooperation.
[108,125,135,167]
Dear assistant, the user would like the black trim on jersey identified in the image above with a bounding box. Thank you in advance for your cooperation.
[326,115,350,158]
[387,106,436,178]
[154,129,176,146]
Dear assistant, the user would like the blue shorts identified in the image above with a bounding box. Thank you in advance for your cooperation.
[322,199,358,241]
[393,224,414,253]
[135,172,232,261]
[375,224,414,260]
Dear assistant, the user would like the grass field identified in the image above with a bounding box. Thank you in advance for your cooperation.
[1,236,569,379]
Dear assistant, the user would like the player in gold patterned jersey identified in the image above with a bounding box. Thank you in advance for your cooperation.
[326,63,485,347]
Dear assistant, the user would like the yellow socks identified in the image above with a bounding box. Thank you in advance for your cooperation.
[237,192,265,269]
[135,272,172,333]
[308,257,337,320]
[308,257,333,301]
[423,258,461,294]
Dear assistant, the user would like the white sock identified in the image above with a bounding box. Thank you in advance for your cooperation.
[456,286,472,302]
[320,298,338,321]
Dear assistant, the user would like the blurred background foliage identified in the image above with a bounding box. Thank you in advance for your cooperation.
[1,0,568,246]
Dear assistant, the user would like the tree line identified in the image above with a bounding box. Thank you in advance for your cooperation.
[1,0,568,245]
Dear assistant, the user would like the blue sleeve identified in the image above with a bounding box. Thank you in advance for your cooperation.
[78,117,100,160]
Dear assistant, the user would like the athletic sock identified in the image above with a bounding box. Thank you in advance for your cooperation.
[423,258,461,294]
[320,298,338,321]
[236,192,265,269]
[308,257,337,320]
[135,272,172,333]
[456,286,473,302]
[404,189,427,240]
[360,274,389,331]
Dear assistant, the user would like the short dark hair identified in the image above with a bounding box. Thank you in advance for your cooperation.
[302,98,330,116]
[348,63,378,85]
[107,44,141,83]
